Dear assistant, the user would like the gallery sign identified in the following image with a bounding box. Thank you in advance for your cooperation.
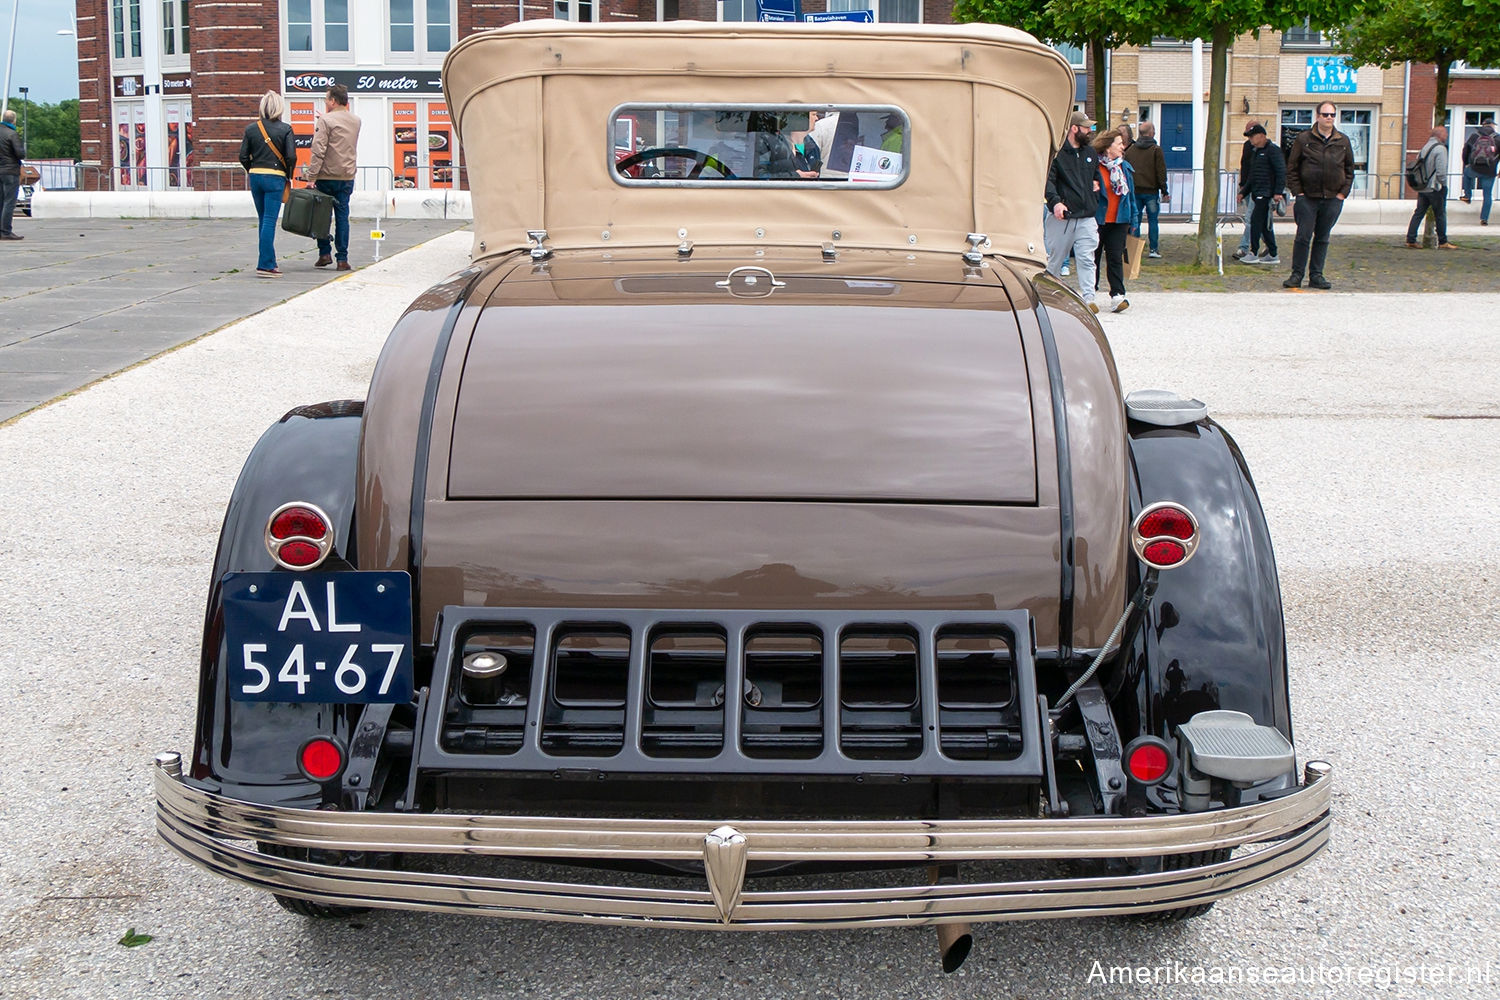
[1306,56,1356,94]
[285,70,444,96]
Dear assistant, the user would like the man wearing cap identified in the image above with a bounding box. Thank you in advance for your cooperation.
[1238,124,1286,264]
[1232,120,1266,259]
[1460,118,1499,225]
[1044,110,1103,312]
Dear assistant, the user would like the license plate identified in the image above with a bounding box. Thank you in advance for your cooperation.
[222,572,414,703]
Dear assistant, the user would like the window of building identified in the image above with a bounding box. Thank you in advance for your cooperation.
[718,0,751,20]
[1452,61,1500,76]
[1051,43,1085,70]
[1282,20,1327,48]
[161,0,189,55]
[286,0,351,58]
[389,0,454,56]
[112,0,142,60]
[553,0,597,20]
[822,0,921,22]
[1148,36,1188,47]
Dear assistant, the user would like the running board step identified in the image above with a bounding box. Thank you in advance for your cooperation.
[1177,710,1294,783]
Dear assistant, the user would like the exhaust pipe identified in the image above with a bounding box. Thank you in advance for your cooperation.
[929,865,973,972]
[936,921,973,973]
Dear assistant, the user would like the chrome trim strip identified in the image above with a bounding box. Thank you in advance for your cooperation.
[154,760,1330,926]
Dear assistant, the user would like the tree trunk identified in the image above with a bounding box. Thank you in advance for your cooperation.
[1091,38,1108,124]
[1194,24,1232,267]
[1423,56,1453,247]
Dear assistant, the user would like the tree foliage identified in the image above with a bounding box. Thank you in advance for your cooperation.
[1334,0,1500,128]
[6,98,81,160]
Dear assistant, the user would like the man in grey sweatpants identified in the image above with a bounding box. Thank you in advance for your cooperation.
[1044,110,1103,312]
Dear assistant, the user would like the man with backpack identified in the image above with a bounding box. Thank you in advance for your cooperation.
[1405,126,1457,250]
[1461,118,1499,225]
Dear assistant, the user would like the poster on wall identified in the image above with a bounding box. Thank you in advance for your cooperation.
[289,101,320,188]
[393,101,419,188]
[428,102,453,189]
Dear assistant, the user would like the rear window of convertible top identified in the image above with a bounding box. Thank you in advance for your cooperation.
[611,104,909,188]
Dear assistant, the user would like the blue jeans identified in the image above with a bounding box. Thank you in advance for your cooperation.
[249,173,285,271]
[1132,191,1161,252]
[1465,172,1496,222]
[315,178,355,262]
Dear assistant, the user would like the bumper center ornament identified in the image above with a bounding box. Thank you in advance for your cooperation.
[703,825,748,923]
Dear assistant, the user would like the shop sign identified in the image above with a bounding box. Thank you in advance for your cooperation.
[1306,56,1356,94]
[163,73,192,94]
[115,75,143,98]
[285,70,444,96]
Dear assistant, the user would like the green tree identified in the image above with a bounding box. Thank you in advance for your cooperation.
[1334,0,1500,129]
[1333,1,1500,245]
[6,98,81,160]
[953,0,1158,126]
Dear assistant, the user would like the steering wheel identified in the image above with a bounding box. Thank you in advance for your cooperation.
[616,147,738,180]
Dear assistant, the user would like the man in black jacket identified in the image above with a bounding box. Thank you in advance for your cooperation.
[1460,118,1498,224]
[1044,110,1102,312]
[1284,101,1355,290]
[0,108,26,241]
[1238,124,1286,265]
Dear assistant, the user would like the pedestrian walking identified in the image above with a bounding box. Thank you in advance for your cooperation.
[1232,121,1263,260]
[1405,126,1457,250]
[1092,128,1136,313]
[238,92,298,277]
[0,108,26,241]
[1238,124,1286,265]
[303,84,363,271]
[1460,118,1499,225]
[1284,101,1355,290]
[1123,120,1167,258]
[1044,110,1103,312]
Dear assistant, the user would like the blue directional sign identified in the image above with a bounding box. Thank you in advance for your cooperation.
[1306,56,1356,94]
[756,0,801,21]
[804,8,874,21]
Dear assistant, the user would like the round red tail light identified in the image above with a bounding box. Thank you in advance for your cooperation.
[1131,502,1199,570]
[269,506,329,541]
[265,501,334,571]
[299,737,346,781]
[1124,737,1174,784]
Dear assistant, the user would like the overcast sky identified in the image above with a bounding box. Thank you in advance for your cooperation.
[2,0,82,105]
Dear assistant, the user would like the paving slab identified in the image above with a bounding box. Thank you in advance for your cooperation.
[0,218,470,422]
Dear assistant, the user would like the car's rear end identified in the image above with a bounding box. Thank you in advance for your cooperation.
[154,22,1330,970]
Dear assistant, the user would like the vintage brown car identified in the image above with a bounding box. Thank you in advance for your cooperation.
[155,21,1330,971]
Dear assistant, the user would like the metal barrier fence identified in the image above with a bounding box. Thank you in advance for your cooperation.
[74,164,400,194]
[1155,169,1453,218]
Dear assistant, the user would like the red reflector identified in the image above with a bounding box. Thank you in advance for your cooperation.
[1128,743,1171,783]
[270,506,329,541]
[277,540,323,567]
[300,739,344,781]
[1142,539,1186,566]
[1137,506,1195,540]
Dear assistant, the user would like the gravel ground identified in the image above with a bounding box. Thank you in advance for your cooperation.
[1,245,1497,999]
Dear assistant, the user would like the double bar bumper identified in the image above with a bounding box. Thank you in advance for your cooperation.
[154,756,1331,927]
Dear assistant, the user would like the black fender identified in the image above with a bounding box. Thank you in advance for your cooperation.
[189,401,365,803]
[1117,416,1292,750]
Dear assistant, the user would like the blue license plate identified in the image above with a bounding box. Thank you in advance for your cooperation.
[222,572,414,703]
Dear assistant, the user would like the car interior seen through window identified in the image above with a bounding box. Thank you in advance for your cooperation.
[612,105,909,185]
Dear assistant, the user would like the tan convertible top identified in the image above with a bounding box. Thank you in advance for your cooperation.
[443,20,1074,263]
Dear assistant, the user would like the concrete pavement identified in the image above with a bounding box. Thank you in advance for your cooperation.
[0,218,468,423]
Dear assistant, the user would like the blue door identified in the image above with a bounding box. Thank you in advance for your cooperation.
[1158,103,1194,170]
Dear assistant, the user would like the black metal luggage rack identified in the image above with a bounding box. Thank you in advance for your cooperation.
[415,608,1043,779]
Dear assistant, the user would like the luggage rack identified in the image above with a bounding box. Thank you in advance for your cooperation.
[415,607,1043,779]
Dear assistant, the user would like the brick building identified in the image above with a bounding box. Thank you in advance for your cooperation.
[1406,63,1500,177]
[73,0,960,192]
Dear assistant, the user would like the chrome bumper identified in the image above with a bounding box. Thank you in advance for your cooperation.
[154,755,1331,928]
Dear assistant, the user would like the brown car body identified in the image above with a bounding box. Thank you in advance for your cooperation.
[156,22,1330,966]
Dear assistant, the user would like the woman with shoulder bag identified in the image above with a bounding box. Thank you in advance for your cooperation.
[1091,128,1138,313]
[238,91,297,277]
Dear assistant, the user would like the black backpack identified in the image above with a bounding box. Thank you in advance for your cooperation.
[1405,146,1435,192]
